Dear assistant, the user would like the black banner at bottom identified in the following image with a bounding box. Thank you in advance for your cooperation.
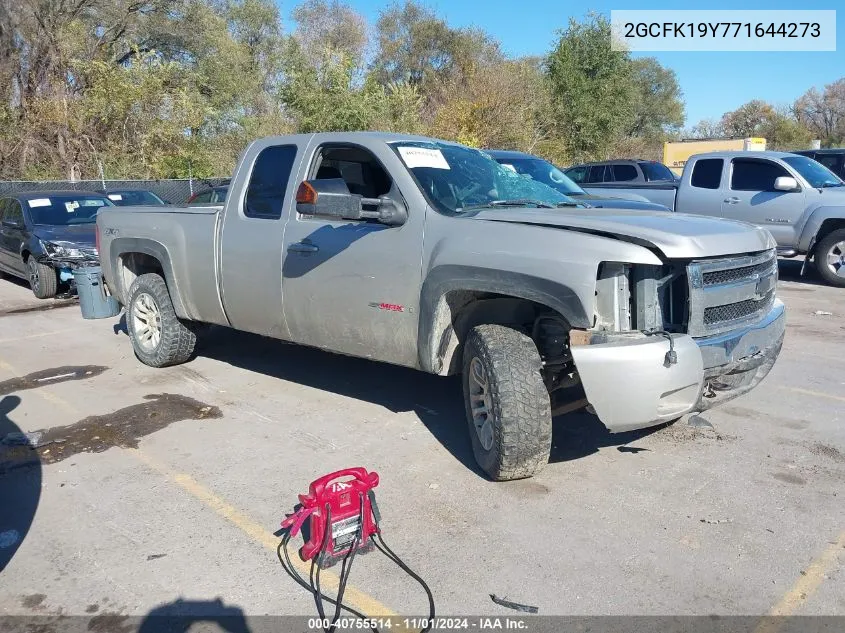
[1,616,844,633]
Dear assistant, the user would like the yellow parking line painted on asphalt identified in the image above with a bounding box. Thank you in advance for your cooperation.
[134,450,397,617]
[784,386,845,404]
[0,352,396,618]
[754,530,845,633]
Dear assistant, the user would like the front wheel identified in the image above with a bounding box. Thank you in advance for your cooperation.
[814,229,845,287]
[127,273,197,367]
[462,324,552,481]
[27,257,57,299]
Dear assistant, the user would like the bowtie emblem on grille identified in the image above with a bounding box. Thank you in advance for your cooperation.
[755,273,775,299]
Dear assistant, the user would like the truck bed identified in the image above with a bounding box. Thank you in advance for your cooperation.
[97,204,226,324]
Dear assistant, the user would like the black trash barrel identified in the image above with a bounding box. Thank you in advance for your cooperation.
[73,266,121,319]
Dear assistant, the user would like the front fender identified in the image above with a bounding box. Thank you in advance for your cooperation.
[797,205,845,252]
[417,265,592,374]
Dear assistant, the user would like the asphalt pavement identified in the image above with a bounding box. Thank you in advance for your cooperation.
[0,261,843,627]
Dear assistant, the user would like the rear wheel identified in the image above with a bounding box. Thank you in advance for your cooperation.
[814,228,845,287]
[462,324,552,481]
[27,257,57,299]
[127,273,196,367]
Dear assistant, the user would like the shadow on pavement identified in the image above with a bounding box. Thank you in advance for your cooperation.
[202,328,480,475]
[777,257,827,287]
[0,395,41,573]
[200,329,655,478]
[549,411,663,463]
[137,598,251,633]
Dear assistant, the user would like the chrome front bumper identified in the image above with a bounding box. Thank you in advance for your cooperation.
[571,300,785,433]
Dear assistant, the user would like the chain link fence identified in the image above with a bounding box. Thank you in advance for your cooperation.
[0,178,229,204]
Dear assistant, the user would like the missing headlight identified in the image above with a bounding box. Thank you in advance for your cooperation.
[595,262,631,331]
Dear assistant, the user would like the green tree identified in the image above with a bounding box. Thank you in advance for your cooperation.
[372,1,499,92]
[627,57,684,137]
[719,100,775,137]
[430,57,552,151]
[546,14,634,162]
[759,109,813,151]
[291,0,368,70]
[794,79,845,146]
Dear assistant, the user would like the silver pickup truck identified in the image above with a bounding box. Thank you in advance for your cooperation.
[96,132,785,480]
[580,151,845,287]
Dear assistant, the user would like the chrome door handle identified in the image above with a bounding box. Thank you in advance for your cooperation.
[288,242,319,253]
[723,197,740,204]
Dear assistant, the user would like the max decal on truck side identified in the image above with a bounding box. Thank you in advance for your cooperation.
[368,301,405,313]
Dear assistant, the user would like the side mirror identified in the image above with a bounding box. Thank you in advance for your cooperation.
[774,176,800,192]
[295,179,407,226]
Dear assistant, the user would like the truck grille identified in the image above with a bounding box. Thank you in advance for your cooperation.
[687,249,777,338]
[703,290,776,325]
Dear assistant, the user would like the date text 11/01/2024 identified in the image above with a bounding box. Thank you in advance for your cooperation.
[307,618,528,630]
[622,22,821,39]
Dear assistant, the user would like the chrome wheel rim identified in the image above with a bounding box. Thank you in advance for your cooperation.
[132,292,162,352]
[826,241,845,278]
[28,260,39,293]
[468,357,494,451]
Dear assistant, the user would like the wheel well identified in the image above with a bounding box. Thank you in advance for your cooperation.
[117,252,164,298]
[431,290,573,377]
[815,219,845,248]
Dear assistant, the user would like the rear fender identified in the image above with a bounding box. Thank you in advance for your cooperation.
[108,237,188,318]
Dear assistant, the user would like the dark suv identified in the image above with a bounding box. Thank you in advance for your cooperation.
[792,149,845,180]
[565,159,677,185]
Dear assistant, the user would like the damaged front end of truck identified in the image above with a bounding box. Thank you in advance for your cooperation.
[570,248,785,433]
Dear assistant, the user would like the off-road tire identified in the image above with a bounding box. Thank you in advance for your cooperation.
[27,257,57,299]
[462,324,552,481]
[814,228,845,287]
[127,273,196,367]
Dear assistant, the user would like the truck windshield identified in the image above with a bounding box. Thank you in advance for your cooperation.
[782,155,844,188]
[495,157,586,196]
[391,141,580,214]
[27,195,112,225]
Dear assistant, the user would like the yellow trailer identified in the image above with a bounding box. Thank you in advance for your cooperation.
[663,138,766,176]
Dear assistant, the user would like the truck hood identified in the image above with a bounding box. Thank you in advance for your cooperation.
[469,207,775,259]
[32,223,96,249]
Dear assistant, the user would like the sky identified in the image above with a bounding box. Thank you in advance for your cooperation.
[287,0,844,127]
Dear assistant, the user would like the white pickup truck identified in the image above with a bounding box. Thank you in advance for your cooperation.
[579,151,845,287]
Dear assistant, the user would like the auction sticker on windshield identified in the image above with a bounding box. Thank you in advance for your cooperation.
[28,198,51,208]
[397,146,450,170]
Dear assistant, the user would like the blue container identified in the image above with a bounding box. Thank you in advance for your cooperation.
[73,266,121,319]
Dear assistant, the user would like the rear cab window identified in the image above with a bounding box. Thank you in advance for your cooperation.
[691,159,724,189]
[730,159,789,191]
[587,165,608,183]
[639,161,674,182]
[565,166,587,183]
[244,145,297,219]
[612,164,638,182]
